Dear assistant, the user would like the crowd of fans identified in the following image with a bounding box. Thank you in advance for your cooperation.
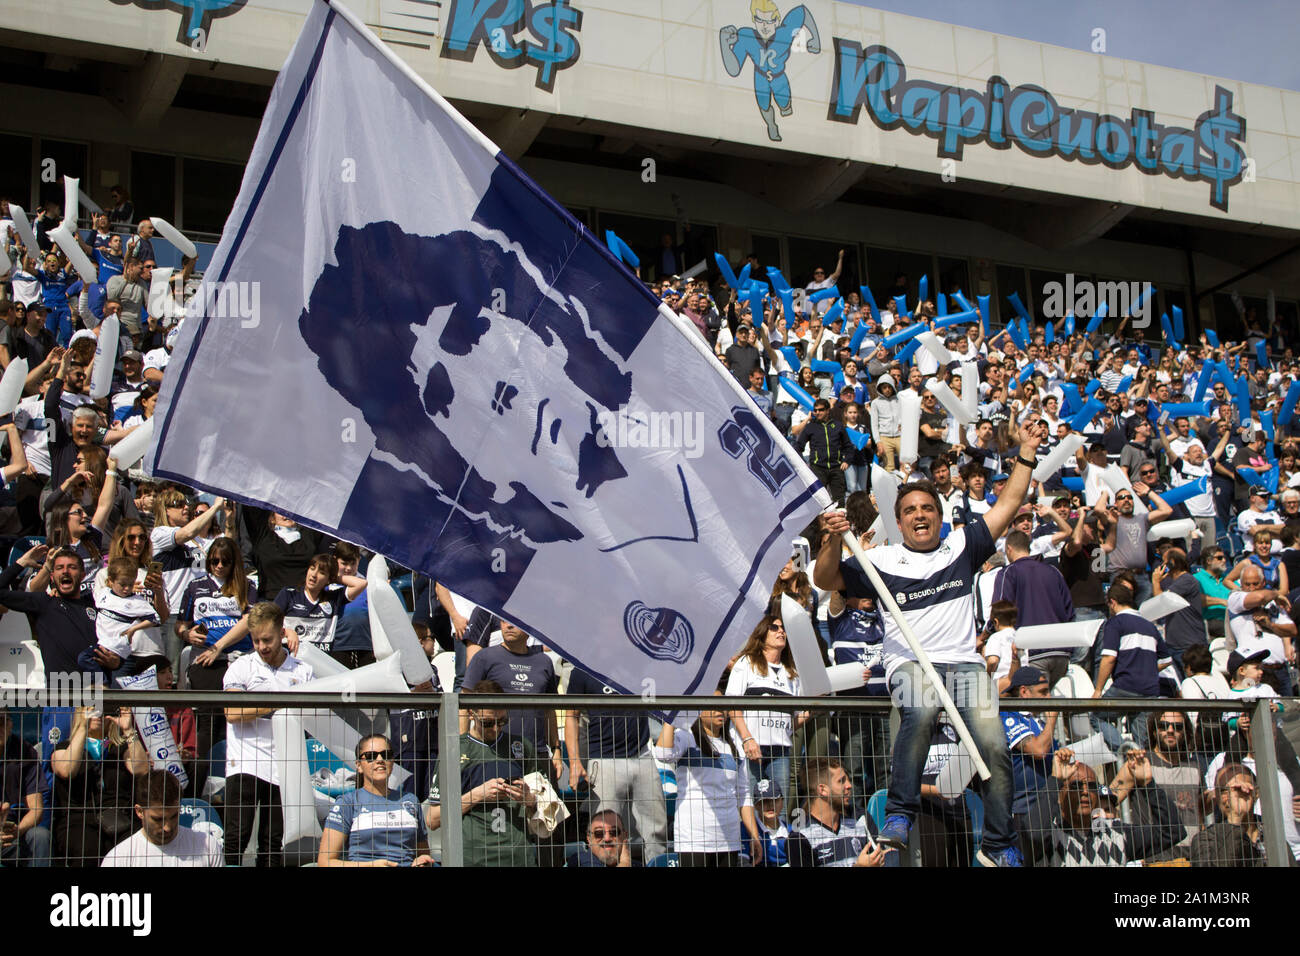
[0,196,1296,867]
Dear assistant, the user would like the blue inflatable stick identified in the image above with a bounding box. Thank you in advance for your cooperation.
[1086,300,1109,334]
[1279,380,1300,428]
[918,275,929,305]
[1171,305,1184,342]
[1193,361,1215,402]
[882,323,926,350]
[934,308,979,329]
[1068,396,1106,431]
[897,338,923,366]
[977,295,992,335]
[859,286,880,323]
[1160,476,1209,505]
[1006,291,1031,323]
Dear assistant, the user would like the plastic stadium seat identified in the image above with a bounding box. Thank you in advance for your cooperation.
[1212,647,1231,677]
[1209,637,1227,656]
[1053,665,1096,742]
[866,789,888,830]
[179,797,222,831]
[307,737,350,777]
[645,852,680,867]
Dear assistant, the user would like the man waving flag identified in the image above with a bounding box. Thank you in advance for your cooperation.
[147,0,828,699]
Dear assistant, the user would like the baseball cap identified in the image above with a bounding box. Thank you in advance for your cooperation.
[1249,486,1267,498]
[753,776,784,802]
[1227,647,1269,676]
[1007,666,1048,691]
[25,302,48,314]
[122,349,143,363]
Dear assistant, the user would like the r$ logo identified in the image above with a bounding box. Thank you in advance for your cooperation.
[108,0,249,47]
[441,0,583,93]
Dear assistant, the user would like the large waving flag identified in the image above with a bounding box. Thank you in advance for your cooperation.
[147,0,827,698]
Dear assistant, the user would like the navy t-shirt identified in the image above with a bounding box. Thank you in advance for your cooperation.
[463,644,557,754]
[567,667,650,759]
[274,585,349,651]
[1002,710,1054,814]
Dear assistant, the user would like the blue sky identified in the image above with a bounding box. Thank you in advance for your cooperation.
[842,0,1300,91]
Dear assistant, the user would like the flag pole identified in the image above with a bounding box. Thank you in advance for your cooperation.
[838,528,993,781]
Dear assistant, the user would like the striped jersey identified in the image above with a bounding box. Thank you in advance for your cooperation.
[323,788,425,865]
[788,811,893,867]
[1099,609,1171,695]
[840,518,997,678]
[829,604,887,696]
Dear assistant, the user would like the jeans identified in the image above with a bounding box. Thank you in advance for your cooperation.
[845,464,869,496]
[1092,685,1153,752]
[588,752,669,860]
[884,661,1015,854]
[0,825,50,867]
[1072,605,1107,673]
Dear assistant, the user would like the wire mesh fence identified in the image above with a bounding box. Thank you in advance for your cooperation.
[0,691,1294,868]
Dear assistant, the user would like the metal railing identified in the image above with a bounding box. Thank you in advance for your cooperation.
[1,690,1292,868]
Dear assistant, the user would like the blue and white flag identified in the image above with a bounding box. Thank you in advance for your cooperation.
[147,0,827,698]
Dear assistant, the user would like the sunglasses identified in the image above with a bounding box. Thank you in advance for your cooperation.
[589,827,624,839]
[359,750,391,762]
[475,717,507,729]
[1157,721,1185,732]
[210,557,231,567]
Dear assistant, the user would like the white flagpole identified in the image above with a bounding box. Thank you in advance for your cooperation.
[838,529,993,781]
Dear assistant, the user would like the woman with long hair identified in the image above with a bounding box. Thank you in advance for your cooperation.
[652,688,762,867]
[184,536,259,796]
[49,704,150,865]
[725,613,807,807]
[148,490,227,644]
[43,445,121,541]
[34,461,120,598]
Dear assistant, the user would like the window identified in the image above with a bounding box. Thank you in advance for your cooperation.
[746,233,783,282]
[0,133,33,210]
[994,264,1030,329]
[37,139,87,212]
[936,257,972,308]
[181,158,243,234]
[862,247,932,313]
[130,151,176,225]
[595,211,693,281]
[785,238,859,296]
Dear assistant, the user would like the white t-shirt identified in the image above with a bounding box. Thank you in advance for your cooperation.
[1238,509,1283,536]
[1225,593,1292,663]
[13,394,52,477]
[725,656,801,750]
[983,628,1024,683]
[223,652,314,784]
[651,727,752,854]
[1171,459,1215,517]
[101,826,223,867]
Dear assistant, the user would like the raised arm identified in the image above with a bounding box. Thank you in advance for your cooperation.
[983,420,1046,539]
